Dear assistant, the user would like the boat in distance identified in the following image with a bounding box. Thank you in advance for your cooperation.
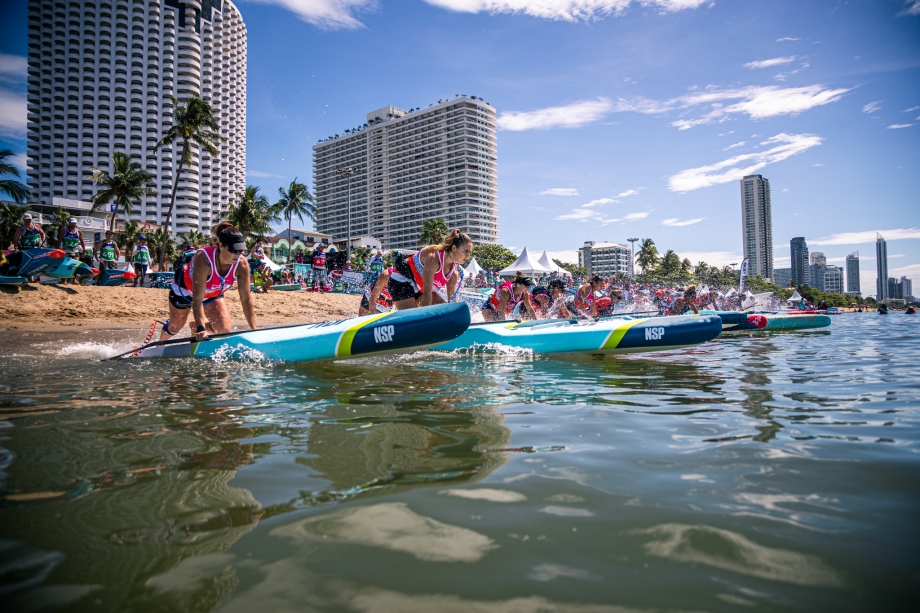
[431,314,722,355]
[113,302,471,363]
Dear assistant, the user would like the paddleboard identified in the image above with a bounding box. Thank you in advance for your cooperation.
[704,310,831,331]
[97,268,137,286]
[270,284,301,291]
[432,314,722,355]
[116,302,471,363]
[0,275,28,285]
[42,256,97,279]
[4,248,67,277]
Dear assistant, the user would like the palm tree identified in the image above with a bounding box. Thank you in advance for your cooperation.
[0,201,24,249]
[117,220,142,259]
[147,228,179,265]
[636,238,659,273]
[0,149,31,203]
[154,93,225,268]
[180,228,209,248]
[226,185,280,240]
[88,152,156,233]
[276,178,315,263]
[418,218,448,247]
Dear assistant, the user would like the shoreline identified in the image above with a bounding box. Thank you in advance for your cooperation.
[0,284,362,333]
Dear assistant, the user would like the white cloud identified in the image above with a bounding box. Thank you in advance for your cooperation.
[540,187,579,196]
[616,188,641,197]
[744,56,797,70]
[890,263,920,279]
[0,53,28,79]
[0,89,27,138]
[776,37,800,42]
[661,217,705,227]
[616,85,851,130]
[421,0,708,22]
[898,1,920,17]
[248,169,285,178]
[812,163,824,167]
[905,106,920,112]
[553,197,647,225]
[862,101,882,114]
[544,249,579,264]
[887,123,915,129]
[668,133,822,192]
[810,228,920,246]
[724,141,746,151]
[7,152,27,173]
[244,0,376,30]
[497,98,614,131]
[679,251,742,268]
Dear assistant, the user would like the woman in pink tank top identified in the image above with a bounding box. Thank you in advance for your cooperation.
[389,229,473,311]
[159,225,258,341]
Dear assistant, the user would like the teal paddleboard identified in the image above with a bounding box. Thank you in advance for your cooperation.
[42,257,96,279]
[0,275,28,285]
[114,302,471,363]
[432,314,722,355]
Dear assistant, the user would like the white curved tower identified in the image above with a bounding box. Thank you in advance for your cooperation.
[26,0,247,235]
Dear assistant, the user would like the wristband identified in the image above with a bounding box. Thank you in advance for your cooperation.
[196,325,206,333]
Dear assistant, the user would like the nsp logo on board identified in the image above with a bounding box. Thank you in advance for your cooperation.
[373,325,395,343]
[644,327,665,341]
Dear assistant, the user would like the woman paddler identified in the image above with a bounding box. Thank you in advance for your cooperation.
[482,275,537,321]
[387,229,472,310]
[575,275,605,318]
[159,225,256,341]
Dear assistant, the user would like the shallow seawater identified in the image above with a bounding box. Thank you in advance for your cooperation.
[0,314,918,612]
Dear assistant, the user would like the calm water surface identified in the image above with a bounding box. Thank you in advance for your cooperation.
[1,314,918,612]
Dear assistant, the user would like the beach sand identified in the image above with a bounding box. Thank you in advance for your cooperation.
[0,283,361,332]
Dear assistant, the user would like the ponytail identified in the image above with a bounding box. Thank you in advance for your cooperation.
[436,229,471,252]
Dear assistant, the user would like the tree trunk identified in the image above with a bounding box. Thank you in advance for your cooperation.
[287,211,292,264]
[109,201,118,233]
[159,142,188,270]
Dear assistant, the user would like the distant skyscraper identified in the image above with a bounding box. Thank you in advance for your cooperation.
[740,174,773,279]
[808,251,827,291]
[902,277,914,302]
[824,266,844,294]
[773,267,792,288]
[876,233,888,300]
[846,251,860,295]
[790,237,809,286]
[312,100,498,250]
[26,0,248,235]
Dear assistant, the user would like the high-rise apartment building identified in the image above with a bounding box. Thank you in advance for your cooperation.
[773,267,792,288]
[740,174,773,280]
[824,266,844,294]
[876,233,888,300]
[578,241,631,277]
[26,0,247,235]
[790,237,809,287]
[808,251,827,291]
[902,277,914,302]
[846,251,860,295]
[312,99,498,250]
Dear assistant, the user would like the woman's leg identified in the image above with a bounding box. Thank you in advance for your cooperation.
[203,298,232,334]
[159,301,190,340]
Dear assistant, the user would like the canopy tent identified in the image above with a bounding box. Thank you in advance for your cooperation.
[465,257,485,277]
[498,247,552,277]
[787,290,803,303]
[537,250,571,277]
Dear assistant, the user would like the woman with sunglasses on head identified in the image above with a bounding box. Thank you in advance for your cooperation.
[482,275,537,321]
[159,225,256,341]
[388,229,473,310]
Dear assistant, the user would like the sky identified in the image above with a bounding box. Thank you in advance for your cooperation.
[1,0,919,296]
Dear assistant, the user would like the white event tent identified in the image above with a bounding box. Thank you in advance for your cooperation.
[465,257,484,277]
[498,247,551,277]
[537,250,571,277]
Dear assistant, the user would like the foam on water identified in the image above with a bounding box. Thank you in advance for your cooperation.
[208,343,278,368]
[50,340,138,359]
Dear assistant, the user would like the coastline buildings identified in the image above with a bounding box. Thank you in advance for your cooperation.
[578,241,631,277]
[823,266,844,294]
[876,233,888,300]
[312,99,499,251]
[790,237,809,286]
[888,277,914,302]
[846,251,860,295]
[740,174,773,280]
[26,0,247,236]
[773,267,792,288]
[808,252,827,291]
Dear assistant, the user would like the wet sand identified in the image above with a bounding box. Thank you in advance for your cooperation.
[0,283,361,333]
